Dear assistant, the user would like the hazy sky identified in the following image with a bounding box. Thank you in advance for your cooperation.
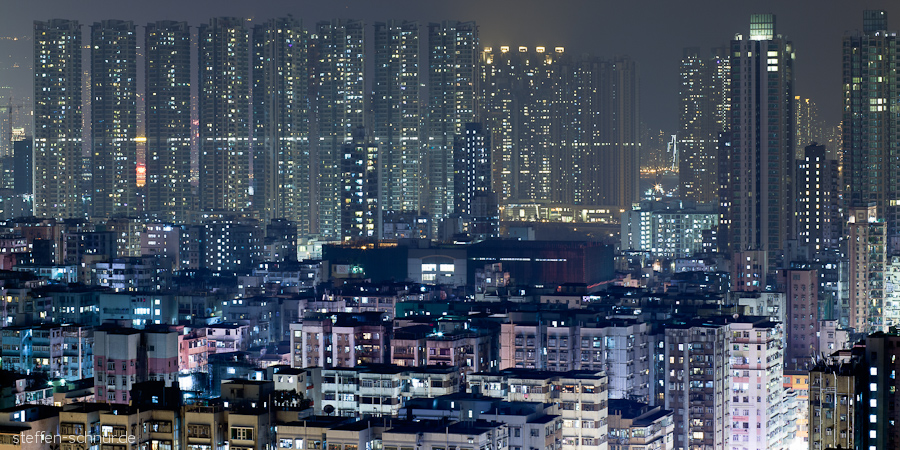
[2,0,899,132]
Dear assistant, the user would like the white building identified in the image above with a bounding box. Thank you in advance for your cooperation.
[728,320,785,450]
[468,369,609,450]
[621,200,718,258]
[318,365,460,418]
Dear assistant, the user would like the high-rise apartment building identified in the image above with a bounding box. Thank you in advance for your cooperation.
[34,19,84,219]
[679,47,729,203]
[843,10,900,247]
[426,21,478,227]
[664,319,730,450]
[453,122,492,217]
[91,20,138,218]
[728,320,785,450]
[374,20,421,214]
[340,130,379,241]
[795,144,840,255]
[848,205,886,334]
[856,332,900,450]
[548,51,588,205]
[582,57,640,211]
[479,46,555,203]
[146,20,194,223]
[479,49,639,210]
[198,17,251,213]
[727,14,795,262]
[808,356,856,450]
[783,268,819,371]
[314,19,365,238]
[253,17,311,234]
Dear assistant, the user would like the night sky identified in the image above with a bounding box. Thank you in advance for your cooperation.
[2,0,899,133]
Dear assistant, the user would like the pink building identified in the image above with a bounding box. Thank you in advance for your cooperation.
[93,325,179,404]
[178,327,209,372]
[783,268,819,370]
[206,323,250,354]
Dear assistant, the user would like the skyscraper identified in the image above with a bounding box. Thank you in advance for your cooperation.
[340,129,378,241]
[426,21,477,227]
[549,49,586,205]
[679,47,729,203]
[453,122,492,216]
[253,17,311,234]
[314,19,365,238]
[146,20,193,223]
[795,144,840,255]
[91,20,138,218]
[727,14,795,260]
[34,19,84,219]
[374,20,420,214]
[198,17,251,213]
[848,205,886,334]
[582,56,640,211]
[480,46,555,204]
[843,10,900,246]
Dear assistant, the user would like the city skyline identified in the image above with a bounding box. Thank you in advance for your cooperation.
[2,0,899,133]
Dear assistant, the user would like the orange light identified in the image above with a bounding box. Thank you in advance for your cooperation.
[136,164,146,187]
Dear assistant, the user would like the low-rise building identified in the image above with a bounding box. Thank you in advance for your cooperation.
[608,399,674,450]
[468,369,609,450]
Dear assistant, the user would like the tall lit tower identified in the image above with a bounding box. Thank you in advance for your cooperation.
[550,50,589,205]
[91,20,138,218]
[426,21,478,227]
[843,10,899,245]
[340,128,379,241]
[146,20,193,223]
[198,17,251,213]
[374,20,420,214]
[253,17,311,234]
[480,46,555,204]
[33,19,84,219]
[679,47,729,203]
[728,14,795,259]
[314,19,365,238]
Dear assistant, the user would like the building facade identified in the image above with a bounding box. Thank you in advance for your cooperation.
[146,20,194,222]
[33,19,84,219]
[198,17,252,213]
[843,11,900,247]
[253,17,311,233]
[727,14,795,261]
[91,20,138,218]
